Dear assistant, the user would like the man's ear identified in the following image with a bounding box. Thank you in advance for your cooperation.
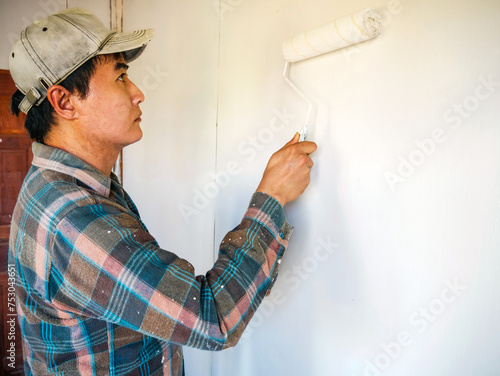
[46,85,78,120]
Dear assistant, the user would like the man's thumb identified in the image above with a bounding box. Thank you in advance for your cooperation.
[284,132,300,147]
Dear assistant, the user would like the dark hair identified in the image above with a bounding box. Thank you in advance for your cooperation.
[10,53,120,143]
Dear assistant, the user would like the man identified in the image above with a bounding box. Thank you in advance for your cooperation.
[8,8,316,376]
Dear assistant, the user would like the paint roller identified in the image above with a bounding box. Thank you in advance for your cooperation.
[282,8,383,141]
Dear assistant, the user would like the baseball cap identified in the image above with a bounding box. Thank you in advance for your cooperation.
[9,7,155,114]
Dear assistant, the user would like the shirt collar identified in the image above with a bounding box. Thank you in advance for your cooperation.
[31,142,114,197]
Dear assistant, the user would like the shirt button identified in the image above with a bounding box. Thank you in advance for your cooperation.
[279,232,285,239]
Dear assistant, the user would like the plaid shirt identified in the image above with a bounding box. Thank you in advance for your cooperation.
[9,142,292,375]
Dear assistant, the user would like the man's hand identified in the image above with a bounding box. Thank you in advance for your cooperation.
[256,132,317,207]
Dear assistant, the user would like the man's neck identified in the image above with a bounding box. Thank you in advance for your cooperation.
[44,127,120,176]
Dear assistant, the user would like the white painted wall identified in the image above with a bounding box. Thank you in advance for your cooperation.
[209,0,500,375]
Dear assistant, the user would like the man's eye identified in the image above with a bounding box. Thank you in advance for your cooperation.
[118,73,127,82]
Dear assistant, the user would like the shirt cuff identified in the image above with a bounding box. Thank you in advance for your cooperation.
[245,192,294,243]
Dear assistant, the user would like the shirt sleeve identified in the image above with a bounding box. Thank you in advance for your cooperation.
[49,191,293,350]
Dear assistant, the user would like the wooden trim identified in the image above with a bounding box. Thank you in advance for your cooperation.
[110,0,124,33]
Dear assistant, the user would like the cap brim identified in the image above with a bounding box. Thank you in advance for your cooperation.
[100,28,155,62]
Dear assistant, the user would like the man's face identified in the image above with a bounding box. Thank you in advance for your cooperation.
[75,55,145,151]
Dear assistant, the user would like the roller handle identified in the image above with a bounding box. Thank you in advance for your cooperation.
[299,124,308,142]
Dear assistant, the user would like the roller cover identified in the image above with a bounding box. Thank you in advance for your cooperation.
[282,8,382,63]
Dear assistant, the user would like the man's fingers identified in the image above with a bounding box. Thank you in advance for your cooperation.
[256,134,317,206]
[296,140,317,155]
[282,132,318,155]
[305,155,314,168]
